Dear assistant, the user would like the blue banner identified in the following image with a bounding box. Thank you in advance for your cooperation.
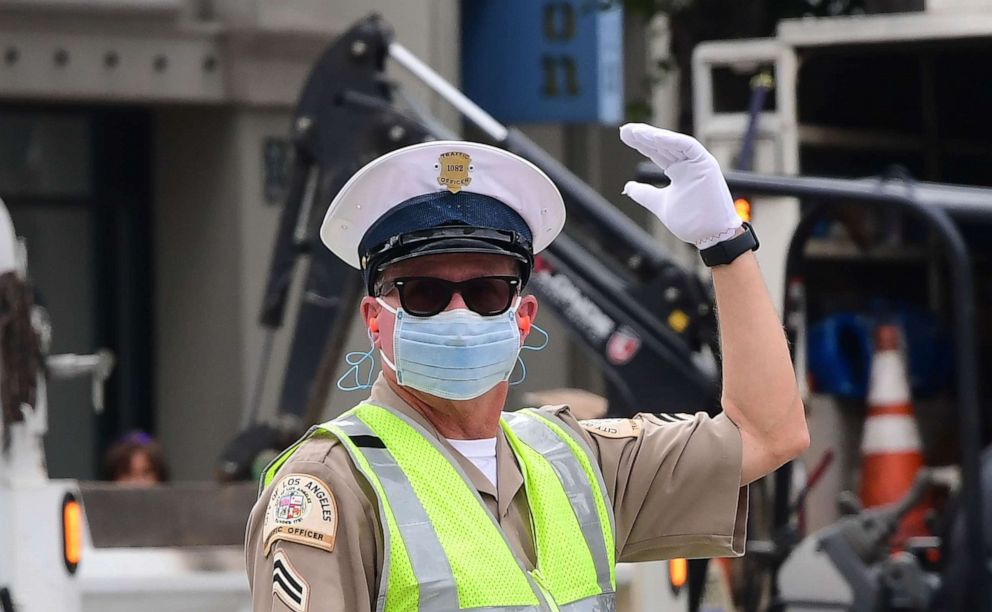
[462,1,624,124]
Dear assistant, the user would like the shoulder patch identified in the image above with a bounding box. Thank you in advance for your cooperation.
[272,550,310,611]
[263,473,338,557]
[580,418,642,439]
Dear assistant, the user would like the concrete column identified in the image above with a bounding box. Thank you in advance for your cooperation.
[154,107,246,480]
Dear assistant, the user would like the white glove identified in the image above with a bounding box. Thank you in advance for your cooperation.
[619,123,742,250]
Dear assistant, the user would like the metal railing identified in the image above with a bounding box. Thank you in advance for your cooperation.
[638,165,990,611]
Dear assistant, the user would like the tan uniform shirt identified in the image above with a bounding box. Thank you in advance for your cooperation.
[245,376,747,611]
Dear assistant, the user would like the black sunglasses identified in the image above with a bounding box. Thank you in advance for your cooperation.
[378,276,521,317]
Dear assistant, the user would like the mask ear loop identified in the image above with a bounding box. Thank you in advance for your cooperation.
[336,330,377,392]
[509,323,549,386]
[521,323,549,351]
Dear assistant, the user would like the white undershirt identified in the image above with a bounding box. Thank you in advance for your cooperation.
[446,437,498,488]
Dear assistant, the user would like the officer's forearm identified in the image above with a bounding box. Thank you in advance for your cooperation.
[710,250,809,484]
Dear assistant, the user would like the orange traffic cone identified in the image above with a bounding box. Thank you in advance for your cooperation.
[859,323,928,542]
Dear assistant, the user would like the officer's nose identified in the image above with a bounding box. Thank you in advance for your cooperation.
[447,290,469,312]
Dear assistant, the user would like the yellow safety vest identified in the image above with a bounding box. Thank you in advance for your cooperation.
[263,403,616,611]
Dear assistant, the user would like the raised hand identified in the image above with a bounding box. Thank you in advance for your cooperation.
[619,123,742,250]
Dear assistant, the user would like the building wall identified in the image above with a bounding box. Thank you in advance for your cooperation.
[3,0,658,480]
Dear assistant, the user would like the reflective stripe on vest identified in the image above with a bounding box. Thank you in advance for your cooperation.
[332,414,461,610]
[501,410,616,596]
[262,403,616,611]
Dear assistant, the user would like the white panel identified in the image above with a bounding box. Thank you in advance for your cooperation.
[78,547,249,612]
[778,11,992,46]
[752,195,800,313]
[928,0,992,11]
[0,482,81,612]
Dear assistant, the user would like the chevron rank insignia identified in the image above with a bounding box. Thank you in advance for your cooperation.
[272,550,309,611]
[654,413,695,423]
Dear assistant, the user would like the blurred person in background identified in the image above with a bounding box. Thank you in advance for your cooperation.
[103,431,169,485]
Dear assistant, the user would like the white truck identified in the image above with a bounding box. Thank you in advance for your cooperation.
[0,196,253,612]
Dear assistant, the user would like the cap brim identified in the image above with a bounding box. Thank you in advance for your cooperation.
[374,237,530,271]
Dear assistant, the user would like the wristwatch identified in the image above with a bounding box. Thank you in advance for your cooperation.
[699,222,759,267]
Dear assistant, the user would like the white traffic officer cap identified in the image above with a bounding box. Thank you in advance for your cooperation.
[319,140,565,275]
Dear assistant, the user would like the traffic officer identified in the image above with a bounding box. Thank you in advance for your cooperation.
[245,123,809,611]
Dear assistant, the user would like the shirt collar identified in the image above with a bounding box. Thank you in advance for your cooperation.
[366,374,505,499]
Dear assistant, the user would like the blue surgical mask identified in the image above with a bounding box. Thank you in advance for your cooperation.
[376,297,523,401]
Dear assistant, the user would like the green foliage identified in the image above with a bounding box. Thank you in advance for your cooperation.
[624,100,653,123]
[620,0,697,18]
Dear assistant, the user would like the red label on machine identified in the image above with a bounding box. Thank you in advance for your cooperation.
[606,326,641,365]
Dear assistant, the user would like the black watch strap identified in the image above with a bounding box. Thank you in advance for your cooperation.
[699,222,759,267]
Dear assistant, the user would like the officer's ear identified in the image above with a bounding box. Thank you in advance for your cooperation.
[360,296,382,343]
[516,295,538,340]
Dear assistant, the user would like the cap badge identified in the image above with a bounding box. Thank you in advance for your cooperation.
[436,152,473,193]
